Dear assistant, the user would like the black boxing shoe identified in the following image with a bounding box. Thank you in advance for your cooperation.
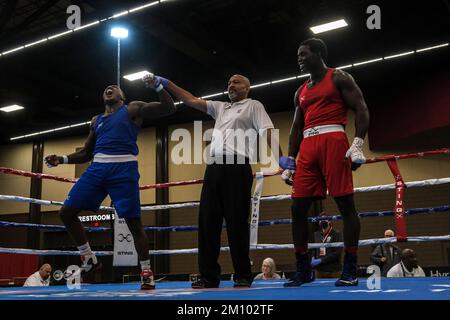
[80,255,102,276]
[283,271,315,287]
[233,278,252,288]
[335,252,359,287]
[191,278,220,289]
[284,252,315,287]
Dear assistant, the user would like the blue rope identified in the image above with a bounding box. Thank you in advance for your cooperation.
[0,205,449,232]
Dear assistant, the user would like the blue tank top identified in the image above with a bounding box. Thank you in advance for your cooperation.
[93,105,140,156]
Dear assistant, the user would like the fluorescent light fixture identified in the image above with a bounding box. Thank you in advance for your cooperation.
[8,42,449,141]
[48,30,73,40]
[24,38,48,48]
[123,71,151,81]
[250,82,271,89]
[74,20,100,32]
[111,27,129,39]
[310,19,348,34]
[271,76,297,84]
[25,132,40,137]
[2,46,25,55]
[111,11,129,19]
[39,129,55,135]
[0,105,24,113]
[10,136,25,141]
[70,122,89,128]
[336,64,353,70]
[201,92,224,99]
[353,57,383,66]
[416,43,449,52]
[54,126,71,131]
[129,1,159,13]
[384,51,415,60]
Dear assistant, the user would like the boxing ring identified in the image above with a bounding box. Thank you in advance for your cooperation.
[0,148,449,300]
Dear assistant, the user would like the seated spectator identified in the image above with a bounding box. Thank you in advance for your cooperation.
[254,258,281,280]
[23,264,52,287]
[311,213,343,278]
[387,249,426,277]
[370,229,401,276]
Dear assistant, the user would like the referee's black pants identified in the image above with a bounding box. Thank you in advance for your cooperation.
[198,160,254,284]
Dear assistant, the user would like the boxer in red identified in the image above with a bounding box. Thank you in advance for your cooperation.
[279,38,370,287]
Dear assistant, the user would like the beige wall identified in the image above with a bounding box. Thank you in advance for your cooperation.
[0,143,33,215]
[41,137,85,212]
[137,128,156,205]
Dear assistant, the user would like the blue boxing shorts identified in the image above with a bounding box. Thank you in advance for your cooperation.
[64,161,141,218]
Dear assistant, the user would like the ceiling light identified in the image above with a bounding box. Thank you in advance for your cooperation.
[0,105,24,113]
[123,71,151,81]
[310,19,348,34]
[111,27,129,39]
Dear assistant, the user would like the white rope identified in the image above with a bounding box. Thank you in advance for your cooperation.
[1,235,448,256]
[1,177,450,212]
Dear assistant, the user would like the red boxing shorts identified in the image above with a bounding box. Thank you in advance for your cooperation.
[292,129,354,198]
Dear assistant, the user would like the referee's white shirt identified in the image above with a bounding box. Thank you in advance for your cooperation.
[23,271,50,287]
[206,98,274,160]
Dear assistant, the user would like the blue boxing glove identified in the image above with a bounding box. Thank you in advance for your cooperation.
[311,258,322,267]
[153,75,169,91]
[279,156,296,170]
[142,73,169,92]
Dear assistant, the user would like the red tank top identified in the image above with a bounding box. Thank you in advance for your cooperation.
[297,68,347,129]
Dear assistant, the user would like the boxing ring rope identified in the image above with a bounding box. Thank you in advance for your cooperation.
[1,148,448,188]
[0,235,449,256]
[0,148,449,256]
[1,177,449,211]
[0,204,449,233]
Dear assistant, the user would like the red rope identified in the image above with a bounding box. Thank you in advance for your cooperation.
[365,148,449,164]
[0,148,448,189]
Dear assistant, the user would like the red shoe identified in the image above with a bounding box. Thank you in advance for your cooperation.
[141,270,156,290]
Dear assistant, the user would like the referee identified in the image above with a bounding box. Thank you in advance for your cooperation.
[144,74,279,288]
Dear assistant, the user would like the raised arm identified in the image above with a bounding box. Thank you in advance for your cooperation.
[142,74,207,113]
[44,117,97,167]
[128,87,176,122]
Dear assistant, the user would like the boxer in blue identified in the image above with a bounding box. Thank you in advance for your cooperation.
[44,81,175,290]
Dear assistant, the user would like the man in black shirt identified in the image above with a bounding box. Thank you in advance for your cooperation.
[370,229,401,276]
[311,213,343,278]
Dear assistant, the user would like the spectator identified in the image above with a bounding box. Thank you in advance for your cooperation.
[254,258,281,280]
[24,264,52,287]
[387,249,426,277]
[311,214,343,278]
[370,229,401,276]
